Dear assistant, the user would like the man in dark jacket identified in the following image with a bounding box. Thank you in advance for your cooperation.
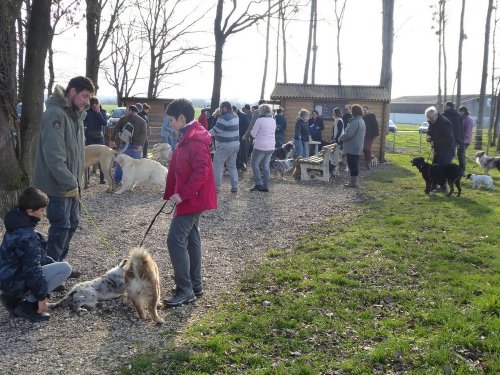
[110,105,147,184]
[0,188,71,321]
[275,108,287,147]
[84,96,108,183]
[442,101,461,161]
[362,105,380,170]
[234,106,250,170]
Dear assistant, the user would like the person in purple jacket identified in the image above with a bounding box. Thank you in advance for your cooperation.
[458,106,474,176]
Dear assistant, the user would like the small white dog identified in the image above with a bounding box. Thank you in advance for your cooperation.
[370,155,379,167]
[114,154,168,194]
[466,173,494,189]
[152,143,173,166]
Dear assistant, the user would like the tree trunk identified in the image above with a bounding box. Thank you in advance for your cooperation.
[280,0,287,83]
[437,1,443,110]
[86,0,100,92]
[275,3,280,85]
[260,0,271,100]
[0,0,24,215]
[211,0,224,110]
[475,0,494,150]
[334,0,346,86]
[442,1,447,102]
[311,0,317,84]
[19,0,51,180]
[303,0,314,84]
[16,10,25,101]
[380,0,394,163]
[47,32,55,96]
[456,0,466,106]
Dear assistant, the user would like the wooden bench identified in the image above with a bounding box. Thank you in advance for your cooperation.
[299,143,338,182]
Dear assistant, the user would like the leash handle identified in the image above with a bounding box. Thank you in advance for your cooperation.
[139,201,176,247]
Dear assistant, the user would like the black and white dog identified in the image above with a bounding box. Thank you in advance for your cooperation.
[475,151,500,175]
[272,141,295,160]
[466,173,494,189]
[411,157,462,197]
[271,158,296,179]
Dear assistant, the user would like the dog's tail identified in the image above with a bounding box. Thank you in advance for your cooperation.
[47,290,76,310]
[127,247,155,280]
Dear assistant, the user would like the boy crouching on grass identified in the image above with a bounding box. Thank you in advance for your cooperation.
[0,187,72,322]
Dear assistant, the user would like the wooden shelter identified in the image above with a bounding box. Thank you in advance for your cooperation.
[121,97,174,144]
[270,83,391,161]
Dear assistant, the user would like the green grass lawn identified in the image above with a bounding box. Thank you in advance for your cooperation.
[122,131,499,374]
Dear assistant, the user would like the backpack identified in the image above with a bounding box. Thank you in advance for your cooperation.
[119,122,134,144]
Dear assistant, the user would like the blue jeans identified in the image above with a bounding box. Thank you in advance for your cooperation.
[46,196,80,261]
[294,140,309,158]
[114,144,142,183]
[167,213,202,295]
[251,148,274,189]
[213,145,240,192]
[26,262,72,302]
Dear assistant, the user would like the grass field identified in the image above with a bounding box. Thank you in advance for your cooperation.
[121,129,499,374]
[122,129,500,374]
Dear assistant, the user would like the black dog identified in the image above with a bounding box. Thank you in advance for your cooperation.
[272,141,295,160]
[411,157,462,197]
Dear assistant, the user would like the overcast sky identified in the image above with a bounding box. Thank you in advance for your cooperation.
[52,0,495,103]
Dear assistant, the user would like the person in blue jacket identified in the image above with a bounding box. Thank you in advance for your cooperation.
[84,96,108,184]
[0,188,72,322]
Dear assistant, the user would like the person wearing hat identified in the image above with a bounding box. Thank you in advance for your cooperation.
[110,105,147,184]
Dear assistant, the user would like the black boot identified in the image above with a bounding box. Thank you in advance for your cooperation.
[13,301,50,322]
[249,185,263,192]
[0,293,21,317]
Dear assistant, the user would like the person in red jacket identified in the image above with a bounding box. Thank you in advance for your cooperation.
[163,99,217,307]
[198,108,209,130]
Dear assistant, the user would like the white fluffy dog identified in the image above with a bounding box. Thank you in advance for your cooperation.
[152,143,173,166]
[466,173,494,189]
[114,154,167,194]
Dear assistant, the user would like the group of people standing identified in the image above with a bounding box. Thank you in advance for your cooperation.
[293,104,380,188]
[425,101,474,182]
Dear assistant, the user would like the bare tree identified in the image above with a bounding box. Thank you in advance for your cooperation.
[0,0,23,214]
[441,0,448,102]
[260,0,271,99]
[1,0,51,214]
[431,0,447,110]
[334,0,346,85]
[380,0,394,162]
[136,0,205,99]
[475,0,494,150]
[104,20,144,104]
[211,0,279,110]
[303,0,316,84]
[85,0,125,93]
[278,0,299,84]
[455,0,466,106]
[16,0,30,101]
[47,0,83,95]
[488,0,499,150]
[19,0,52,177]
[311,0,318,84]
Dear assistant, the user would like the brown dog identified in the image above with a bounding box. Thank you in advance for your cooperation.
[124,247,163,324]
[84,144,118,192]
